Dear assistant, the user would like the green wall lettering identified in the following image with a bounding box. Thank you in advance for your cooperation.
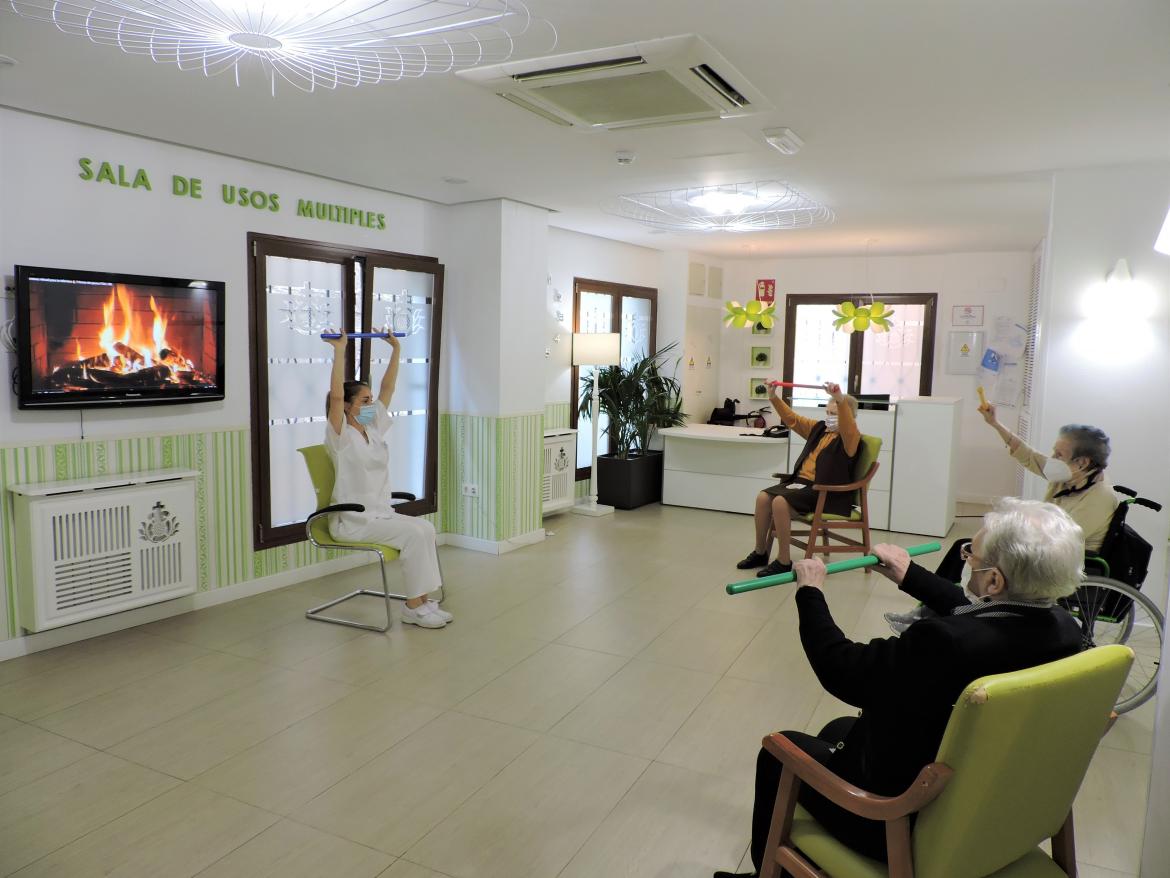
[172,175,203,199]
[78,157,94,180]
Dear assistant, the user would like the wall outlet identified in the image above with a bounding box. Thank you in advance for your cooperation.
[462,483,479,498]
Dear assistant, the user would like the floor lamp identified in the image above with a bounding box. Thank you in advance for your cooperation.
[571,332,622,517]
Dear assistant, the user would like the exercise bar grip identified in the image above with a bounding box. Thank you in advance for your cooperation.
[726,542,942,595]
[320,332,407,338]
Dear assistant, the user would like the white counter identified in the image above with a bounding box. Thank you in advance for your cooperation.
[660,425,788,514]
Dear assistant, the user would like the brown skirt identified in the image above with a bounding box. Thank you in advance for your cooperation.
[763,478,853,517]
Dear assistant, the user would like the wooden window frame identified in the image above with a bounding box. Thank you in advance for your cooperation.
[248,232,443,550]
[569,277,658,482]
[781,293,937,402]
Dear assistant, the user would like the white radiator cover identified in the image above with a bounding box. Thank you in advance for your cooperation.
[12,471,198,633]
[542,429,577,515]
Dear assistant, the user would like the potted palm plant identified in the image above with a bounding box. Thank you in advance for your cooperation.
[578,342,687,509]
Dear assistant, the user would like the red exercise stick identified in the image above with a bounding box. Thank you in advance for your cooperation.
[767,381,825,390]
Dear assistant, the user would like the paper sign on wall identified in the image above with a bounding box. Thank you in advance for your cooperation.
[755,279,776,304]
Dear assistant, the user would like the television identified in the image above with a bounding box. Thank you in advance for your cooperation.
[15,265,225,409]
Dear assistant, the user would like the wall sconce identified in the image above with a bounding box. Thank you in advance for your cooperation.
[1076,258,1156,364]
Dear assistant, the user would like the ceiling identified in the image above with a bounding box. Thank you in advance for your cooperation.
[1,0,1168,258]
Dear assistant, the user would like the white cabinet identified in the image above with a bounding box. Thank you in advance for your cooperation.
[660,425,788,514]
[889,397,962,537]
[542,429,577,515]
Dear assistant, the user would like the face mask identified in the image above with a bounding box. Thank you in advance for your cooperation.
[354,404,377,426]
[1042,457,1073,483]
[960,561,996,602]
[825,415,839,432]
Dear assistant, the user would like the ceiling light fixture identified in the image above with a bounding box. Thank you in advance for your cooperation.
[6,1,556,93]
[763,127,803,155]
[604,181,834,233]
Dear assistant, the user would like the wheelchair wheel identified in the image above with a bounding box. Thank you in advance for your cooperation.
[1061,576,1164,713]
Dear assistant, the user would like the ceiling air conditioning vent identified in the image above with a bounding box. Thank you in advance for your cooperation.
[459,34,769,130]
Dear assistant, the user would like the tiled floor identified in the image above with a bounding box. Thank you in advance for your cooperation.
[0,504,1153,877]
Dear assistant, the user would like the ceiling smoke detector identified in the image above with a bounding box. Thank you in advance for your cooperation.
[615,151,637,166]
[764,127,803,156]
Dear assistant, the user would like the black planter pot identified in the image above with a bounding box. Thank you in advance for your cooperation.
[596,451,664,510]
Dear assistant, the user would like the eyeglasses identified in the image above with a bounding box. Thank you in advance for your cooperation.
[959,541,996,573]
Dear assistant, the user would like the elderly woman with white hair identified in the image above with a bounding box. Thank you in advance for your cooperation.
[717,498,1084,877]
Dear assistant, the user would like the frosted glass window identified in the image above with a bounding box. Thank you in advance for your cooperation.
[860,304,926,401]
[576,291,613,469]
[789,304,850,407]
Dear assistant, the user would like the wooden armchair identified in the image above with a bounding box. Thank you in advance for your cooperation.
[759,645,1133,878]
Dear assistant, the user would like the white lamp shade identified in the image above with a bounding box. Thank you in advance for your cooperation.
[572,332,622,366]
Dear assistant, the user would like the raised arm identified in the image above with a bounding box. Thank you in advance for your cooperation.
[325,331,348,436]
[980,402,1046,477]
[377,331,401,408]
[827,382,861,456]
[768,384,818,439]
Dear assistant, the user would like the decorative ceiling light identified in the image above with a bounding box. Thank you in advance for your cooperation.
[6,1,556,93]
[604,181,834,233]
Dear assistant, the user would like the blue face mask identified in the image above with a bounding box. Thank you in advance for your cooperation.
[354,404,377,426]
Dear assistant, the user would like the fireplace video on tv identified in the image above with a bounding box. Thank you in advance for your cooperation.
[16,266,225,408]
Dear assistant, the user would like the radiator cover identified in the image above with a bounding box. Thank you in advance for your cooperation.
[12,470,198,633]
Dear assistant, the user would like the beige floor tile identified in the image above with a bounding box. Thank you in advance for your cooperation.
[193,819,393,878]
[550,659,719,760]
[140,590,306,650]
[476,586,619,643]
[294,711,538,856]
[1074,746,1149,874]
[0,636,209,721]
[376,861,452,878]
[292,624,448,687]
[0,713,20,735]
[0,751,179,875]
[696,573,797,619]
[1100,699,1155,756]
[622,562,728,609]
[109,668,356,779]
[220,614,366,666]
[0,628,159,687]
[556,596,689,657]
[11,783,279,878]
[725,603,854,689]
[0,722,95,796]
[194,692,441,813]
[1074,863,1135,878]
[454,643,627,731]
[34,652,278,749]
[658,675,822,785]
[362,631,546,709]
[405,735,648,878]
[804,693,859,737]
[558,761,751,878]
[637,608,765,675]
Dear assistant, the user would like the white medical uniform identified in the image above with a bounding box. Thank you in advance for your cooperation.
[324,400,441,598]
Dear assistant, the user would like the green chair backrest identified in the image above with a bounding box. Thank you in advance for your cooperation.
[911,645,1133,878]
[298,445,336,544]
[851,434,882,507]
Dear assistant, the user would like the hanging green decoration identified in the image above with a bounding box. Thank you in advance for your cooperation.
[832,300,894,333]
[724,298,776,330]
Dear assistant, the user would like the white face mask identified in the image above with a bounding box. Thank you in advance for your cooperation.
[1042,457,1073,483]
[825,414,839,431]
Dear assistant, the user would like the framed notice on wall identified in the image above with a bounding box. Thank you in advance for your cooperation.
[951,305,984,326]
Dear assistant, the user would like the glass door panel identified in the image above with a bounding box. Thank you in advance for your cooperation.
[620,295,652,367]
[576,291,613,470]
[264,255,348,528]
[860,304,926,401]
[789,304,850,407]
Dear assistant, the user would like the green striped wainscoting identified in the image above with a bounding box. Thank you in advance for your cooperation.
[543,402,571,430]
[0,429,348,641]
[439,412,543,543]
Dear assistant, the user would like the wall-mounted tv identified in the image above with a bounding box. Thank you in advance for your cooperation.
[15,265,225,409]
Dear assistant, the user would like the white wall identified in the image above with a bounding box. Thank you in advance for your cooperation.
[544,227,672,409]
[499,201,549,417]
[722,252,1035,504]
[0,108,441,443]
[1028,162,1170,876]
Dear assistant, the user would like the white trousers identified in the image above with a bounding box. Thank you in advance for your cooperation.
[332,511,442,599]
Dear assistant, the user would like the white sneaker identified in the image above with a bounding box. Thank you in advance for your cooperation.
[426,600,454,623]
[401,602,447,629]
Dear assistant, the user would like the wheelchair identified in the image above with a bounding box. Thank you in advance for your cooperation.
[1060,486,1164,714]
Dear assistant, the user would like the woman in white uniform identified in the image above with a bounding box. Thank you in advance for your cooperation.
[323,330,450,629]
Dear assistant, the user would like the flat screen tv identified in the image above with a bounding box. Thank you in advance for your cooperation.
[15,265,225,409]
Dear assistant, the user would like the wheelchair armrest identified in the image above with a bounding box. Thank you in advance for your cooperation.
[308,503,365,522]
[391,492,417,502]
[762,732,952,822]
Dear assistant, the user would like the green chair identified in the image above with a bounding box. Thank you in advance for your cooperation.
[298,444,427,633]
[786,434,883,563]
[758,644,1134,878]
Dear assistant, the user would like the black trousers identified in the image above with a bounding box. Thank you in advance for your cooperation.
[750,717,887,873]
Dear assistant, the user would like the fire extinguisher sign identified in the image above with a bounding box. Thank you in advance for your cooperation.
[756,279,776,304]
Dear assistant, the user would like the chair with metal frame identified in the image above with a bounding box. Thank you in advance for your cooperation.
[757,644,1133,878]
[298,444,436,633]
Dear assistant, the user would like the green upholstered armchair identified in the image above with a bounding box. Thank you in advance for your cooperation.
[758,644,1134,878]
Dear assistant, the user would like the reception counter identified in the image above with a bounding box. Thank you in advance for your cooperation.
[659,425,789,514]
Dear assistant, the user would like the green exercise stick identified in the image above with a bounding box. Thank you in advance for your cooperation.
[726,542,942,595]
